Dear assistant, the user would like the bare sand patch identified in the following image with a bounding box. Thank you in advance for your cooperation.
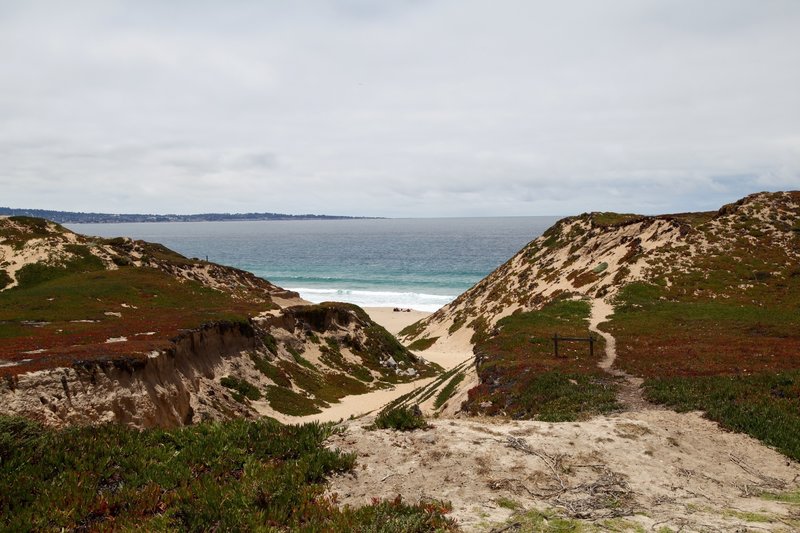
[327,412,800,532]
[364,307,431,336]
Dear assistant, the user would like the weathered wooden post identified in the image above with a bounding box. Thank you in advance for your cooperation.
[551,333,595,358]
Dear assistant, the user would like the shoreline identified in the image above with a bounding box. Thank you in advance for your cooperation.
[362,306,431,336]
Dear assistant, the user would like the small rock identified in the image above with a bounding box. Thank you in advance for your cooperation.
[419,433,436,444]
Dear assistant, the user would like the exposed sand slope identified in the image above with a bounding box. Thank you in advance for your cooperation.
[328,412,800,532]
[257,377,438,424]
[255,308,461,424]
[404,191,800,348]
[366,307,473,369]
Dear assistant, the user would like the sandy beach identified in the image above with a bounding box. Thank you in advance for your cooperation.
[260,306,472,424]
[365,306,473,369]
[362,306,430,335]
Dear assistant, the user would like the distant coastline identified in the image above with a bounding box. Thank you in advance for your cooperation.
[0,207,379,224]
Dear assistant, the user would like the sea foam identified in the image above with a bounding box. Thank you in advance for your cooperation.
[290,287,454,312]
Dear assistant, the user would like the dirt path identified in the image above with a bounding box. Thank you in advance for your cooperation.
[259,377,438,424]
[310,300,800,531]
[327,412,800,532]
[589,298,650,411]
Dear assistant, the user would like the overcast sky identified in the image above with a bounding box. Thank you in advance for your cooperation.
[1,1,798,217]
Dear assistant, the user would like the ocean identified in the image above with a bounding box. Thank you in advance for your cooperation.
[67,217,559,312]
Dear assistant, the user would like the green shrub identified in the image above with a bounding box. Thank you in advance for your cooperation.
[220,376,262,402]
[265,385,321,416]
[372,405,428,431]
[250,355,291,388]
[434,371,466,409]
[407,336,438,351]
[0,270,12,290]
[14,246,105,289]
[261,333,278,355]
[0,416,457,530]
[645,371,800,461]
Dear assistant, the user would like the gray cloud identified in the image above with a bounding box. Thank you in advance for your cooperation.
[1,0,798,217]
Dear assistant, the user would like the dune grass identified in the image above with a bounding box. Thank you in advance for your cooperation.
[645,371,800,461]
[372,406,429,431]
[465,298,618,421]
[0,266,262,376]
[608,270,800,460]
[0,416,457,531]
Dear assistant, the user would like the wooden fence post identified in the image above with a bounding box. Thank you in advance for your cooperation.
[551,333,595,358]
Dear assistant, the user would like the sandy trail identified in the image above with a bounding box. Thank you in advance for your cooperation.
[589,298,617,371]
[589,298,649,410]
[261,377,438,424]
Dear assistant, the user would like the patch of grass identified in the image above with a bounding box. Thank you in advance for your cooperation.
[323,372,370,396]
[0,416,457,531]
[15,245,105,289]
[434,370,466,409]
[265,385,321,416]
[286,345,316,370]
[406,336,438,351]
[220,376,262,402]
[448,316,466,335]
[0,267,261,377]
[495,508,586,532]
[0,270,11,290]
[722,509,774,523]
[608,282,800,377]
[371,405,428,431]
[471,371,618,421]
[465,299,618,420]
[350,364,375,383]
[590,212,642,227]
[761,488,800,505]
[398,319,426,339]
[261,332,278,355]
[495,497,521,510]
[644,371,800,461]
[250,355,291,388]
[278,360,368,405]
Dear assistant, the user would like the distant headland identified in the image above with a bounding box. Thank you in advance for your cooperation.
[0,207,379,224]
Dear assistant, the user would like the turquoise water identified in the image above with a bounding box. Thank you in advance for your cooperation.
[69,217,559,311]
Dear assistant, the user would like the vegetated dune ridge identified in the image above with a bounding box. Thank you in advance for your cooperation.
[331,191,800,531]
[399,191,800,419]
[0,216,440,428]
